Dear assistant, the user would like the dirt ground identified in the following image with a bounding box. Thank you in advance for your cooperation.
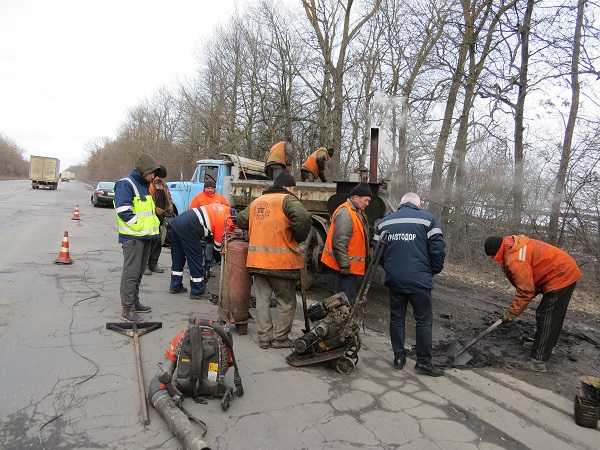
[311,263,600,398]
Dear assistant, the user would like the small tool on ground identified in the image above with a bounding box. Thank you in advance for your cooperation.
[447,318,505,367]
[106,321,162,425]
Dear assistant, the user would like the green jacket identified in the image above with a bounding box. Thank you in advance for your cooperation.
[237,187,311,279]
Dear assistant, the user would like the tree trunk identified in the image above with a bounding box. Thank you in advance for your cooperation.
[512,0,534,232]
[547,0,585,244]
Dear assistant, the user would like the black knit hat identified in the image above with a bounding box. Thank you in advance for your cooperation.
[484,236,503,256]
[349,183,372,198]
[155,165,167,178]
[204,176,216,188]
[273,172,296,188]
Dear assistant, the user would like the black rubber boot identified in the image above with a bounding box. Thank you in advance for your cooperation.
[393,355,406,370]
[415,363,444,377]
[121,306,141,322]
[169,286,188,294]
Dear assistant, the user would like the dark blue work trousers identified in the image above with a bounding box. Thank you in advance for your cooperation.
[169,228,205,295]
[335,272,362,305]
[389,287,433,366]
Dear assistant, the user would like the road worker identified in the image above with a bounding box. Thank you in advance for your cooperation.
[168,202,234,299]
[265,140,292,180]
[114,154,161,322]
[375,192,446,377]
[301,147,334,182]
[236,172,311,349]
[189,176,230,208]
[146,165,174,275]
[484,234,581,372]
[321,183,371,305]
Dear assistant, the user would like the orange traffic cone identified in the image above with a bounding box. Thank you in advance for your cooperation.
[71,205,81,221]
[55,231,73,264]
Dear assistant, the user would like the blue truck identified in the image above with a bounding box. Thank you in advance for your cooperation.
[167,153,388,279]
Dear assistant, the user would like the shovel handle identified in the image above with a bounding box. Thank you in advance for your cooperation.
[300,266,311,333]
[133,333,150,425]
[454,318,504,359]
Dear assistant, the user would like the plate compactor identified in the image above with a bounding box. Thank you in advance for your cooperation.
[286,231,388,374]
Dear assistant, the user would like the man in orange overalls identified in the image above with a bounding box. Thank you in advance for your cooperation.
[485,235,581,372]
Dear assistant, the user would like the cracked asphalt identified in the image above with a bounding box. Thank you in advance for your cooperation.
[0,179,597,450]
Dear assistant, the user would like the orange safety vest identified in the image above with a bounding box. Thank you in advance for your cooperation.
[266,141,287,166]
[302,147,329,178]
[321,201,367,275]
[189,191,230,209]
[246,193,303,270]
[200,203,232,248]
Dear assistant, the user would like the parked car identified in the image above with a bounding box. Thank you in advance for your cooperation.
[91,181,115,207]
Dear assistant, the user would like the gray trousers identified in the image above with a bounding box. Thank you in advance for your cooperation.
[253,275,297,344]
[120,239,152,307]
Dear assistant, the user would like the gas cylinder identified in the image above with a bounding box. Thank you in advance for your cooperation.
[218,236,251,334]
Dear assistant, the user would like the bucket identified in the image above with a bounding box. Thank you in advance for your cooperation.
[580,376,600,403]
[574,389,599,429]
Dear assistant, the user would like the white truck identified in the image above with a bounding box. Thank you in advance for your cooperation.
[30,155,60,190]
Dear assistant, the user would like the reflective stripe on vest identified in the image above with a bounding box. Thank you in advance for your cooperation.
[115,177,160,237]
[246,193,303,270]
[200,203,230,247]
[321,201,367,275]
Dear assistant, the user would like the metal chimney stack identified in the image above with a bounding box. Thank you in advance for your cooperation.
[369,127,379,183]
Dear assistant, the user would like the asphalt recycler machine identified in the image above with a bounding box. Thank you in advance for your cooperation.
[287,231,388,374]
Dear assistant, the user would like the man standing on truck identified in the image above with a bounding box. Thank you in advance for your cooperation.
[374,193,445,377]
[236,172,311,349]
[321,183,371,304]
[146,165,174,275]
[114,154,161,322]
[265,141,292,180]
[484,234,581,372]
[189,176,230,208]
[301,147,334,182]
[168,202,235,299]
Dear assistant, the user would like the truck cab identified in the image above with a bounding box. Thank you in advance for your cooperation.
[167,153,268,215]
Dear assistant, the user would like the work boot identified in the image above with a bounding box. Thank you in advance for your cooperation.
[520,358,549,373]
[121,306,141,323]
[150,264,165,273]
[271,338,294,349]
[144,268,152,275]
[415,363,444,377]
[393,355,406,370]
[169,286,188,294]
[134,302,152,313]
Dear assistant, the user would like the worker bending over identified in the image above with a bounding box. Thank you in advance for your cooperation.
[237,172,311,349]
[484,235,581,372]
[168,202,234,299]
[321,183,371,304]
[301,147,334,182]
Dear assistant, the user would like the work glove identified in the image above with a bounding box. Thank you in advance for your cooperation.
[503,310,518,322]
[340,267,351,275]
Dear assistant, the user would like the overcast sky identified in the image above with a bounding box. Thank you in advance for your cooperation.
[0,0,240,168]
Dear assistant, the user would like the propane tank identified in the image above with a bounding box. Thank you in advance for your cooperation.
[219,236,251,330]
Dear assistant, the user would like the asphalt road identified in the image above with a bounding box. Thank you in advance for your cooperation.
[0,180,598,450]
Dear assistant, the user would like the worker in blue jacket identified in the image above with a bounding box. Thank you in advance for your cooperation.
[374,192,446,377]
[114,154,161,322]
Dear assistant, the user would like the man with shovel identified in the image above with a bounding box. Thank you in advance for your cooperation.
[484,235,581,372]
[375,193,446,377]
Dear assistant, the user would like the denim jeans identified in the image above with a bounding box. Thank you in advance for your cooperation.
[335,272,362,305]
[389,287,433,366]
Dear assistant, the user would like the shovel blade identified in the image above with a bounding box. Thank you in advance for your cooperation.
[447,340,473,367]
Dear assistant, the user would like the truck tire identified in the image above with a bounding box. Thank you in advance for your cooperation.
[32,183,37,189]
